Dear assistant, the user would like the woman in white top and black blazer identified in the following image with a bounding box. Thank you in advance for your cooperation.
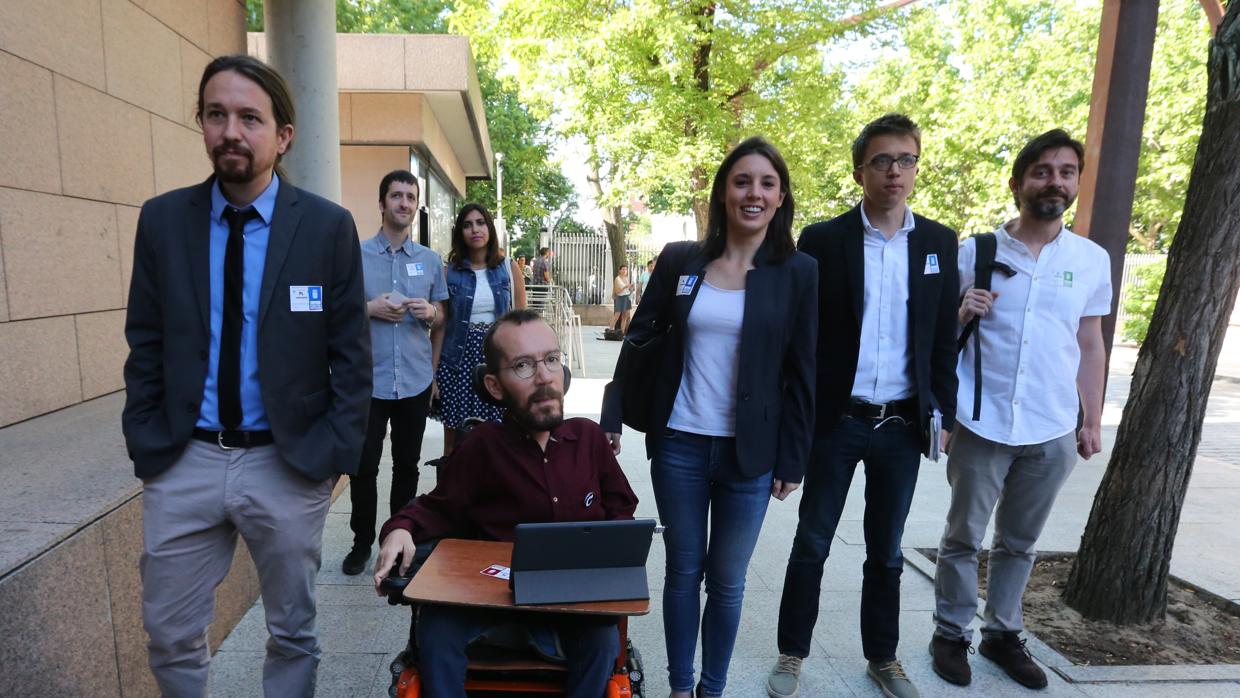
[601,137,817,697]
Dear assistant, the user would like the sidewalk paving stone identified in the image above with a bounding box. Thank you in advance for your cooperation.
[207,328,1240,696]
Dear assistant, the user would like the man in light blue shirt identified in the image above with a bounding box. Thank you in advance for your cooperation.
[343,169,449,575]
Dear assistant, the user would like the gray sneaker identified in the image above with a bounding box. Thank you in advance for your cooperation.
[867,658,919,698]
[766,654,803,697]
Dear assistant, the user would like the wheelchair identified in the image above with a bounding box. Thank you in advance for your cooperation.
[378,365,647,697]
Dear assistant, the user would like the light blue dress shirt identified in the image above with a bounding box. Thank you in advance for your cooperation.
[360,233,449,399]
[196,175,280,430]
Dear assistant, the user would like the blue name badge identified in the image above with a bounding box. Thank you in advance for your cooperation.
[924,253,940,275]
[676,275,698,296]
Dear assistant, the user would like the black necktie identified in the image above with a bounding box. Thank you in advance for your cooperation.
[219,206,260,430]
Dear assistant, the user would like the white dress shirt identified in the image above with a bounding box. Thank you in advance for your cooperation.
[851,204,917,403]
[956,224,1112,446]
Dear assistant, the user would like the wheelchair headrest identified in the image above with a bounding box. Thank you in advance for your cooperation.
[472,362,572,406]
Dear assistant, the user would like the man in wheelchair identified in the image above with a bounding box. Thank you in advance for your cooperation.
[373,309,640,697]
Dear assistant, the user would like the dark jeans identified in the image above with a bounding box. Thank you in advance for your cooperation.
[349,390,431,550]
[652,429,772,696]
[417,605,619,698]
[777,415,921,661]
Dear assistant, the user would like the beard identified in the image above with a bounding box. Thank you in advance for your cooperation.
[212,145,255,184]
[508,386,565,431]
[1028,187,1076,221]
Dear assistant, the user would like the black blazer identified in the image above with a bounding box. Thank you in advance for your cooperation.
[601,241,818,484]
[797,205,959,443]
[122,177,372,481]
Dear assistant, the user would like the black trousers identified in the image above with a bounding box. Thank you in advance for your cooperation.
[349,389,432,549]
[777,416,922,661]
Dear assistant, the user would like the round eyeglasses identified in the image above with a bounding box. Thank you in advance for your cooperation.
[504,351,563,379]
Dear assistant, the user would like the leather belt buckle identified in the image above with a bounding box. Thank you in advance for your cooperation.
[875,402,889,420]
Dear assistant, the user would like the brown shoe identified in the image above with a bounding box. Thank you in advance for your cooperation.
[979,632,1048,689]
[929,634,972,686]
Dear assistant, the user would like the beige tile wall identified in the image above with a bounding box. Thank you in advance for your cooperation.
[0,0,245,427]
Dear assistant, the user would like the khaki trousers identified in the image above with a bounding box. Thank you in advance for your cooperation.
[141,439,336,697]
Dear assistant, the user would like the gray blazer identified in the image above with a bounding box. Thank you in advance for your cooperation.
[122,177,372,481]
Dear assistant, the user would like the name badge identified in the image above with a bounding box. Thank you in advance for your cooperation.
[676,275,698,296]
[289,285,323,312]
[924,253,940,275]
[408,262,424,276]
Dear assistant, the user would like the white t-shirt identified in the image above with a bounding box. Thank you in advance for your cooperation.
[668,281,745,437]
[469,268,496,324]
[956,224,1112,445]
[852,204,916,402]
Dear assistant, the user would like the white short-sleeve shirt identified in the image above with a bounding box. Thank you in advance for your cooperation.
[956,224,1112,446]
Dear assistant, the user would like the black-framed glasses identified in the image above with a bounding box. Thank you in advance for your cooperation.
[504,351,563,379]
[864,154,919,171]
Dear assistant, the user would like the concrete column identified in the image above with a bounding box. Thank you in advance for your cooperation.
[264,0,341,202]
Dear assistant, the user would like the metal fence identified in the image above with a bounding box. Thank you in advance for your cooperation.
[1117,253,1166,327]
[549,235,665,305]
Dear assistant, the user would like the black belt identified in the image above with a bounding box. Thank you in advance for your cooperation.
[846,397,918,421]
[192,428,275,450]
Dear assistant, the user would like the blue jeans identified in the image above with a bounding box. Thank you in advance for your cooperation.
[777,415,921,661]
[652,429,773,696]
[416,605,619,698]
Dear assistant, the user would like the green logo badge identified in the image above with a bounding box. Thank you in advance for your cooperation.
[1063,271,1073,287]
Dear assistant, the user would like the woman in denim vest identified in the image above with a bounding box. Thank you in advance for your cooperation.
[430,204,526,455]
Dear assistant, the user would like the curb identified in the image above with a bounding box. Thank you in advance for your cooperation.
[902,549,1240,684]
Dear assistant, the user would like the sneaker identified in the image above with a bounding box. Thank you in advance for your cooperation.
[929,634,973,686]
[867,658,919,698]
[342,546,369,576]
[978,632,1048,689]
[766,654,803,697]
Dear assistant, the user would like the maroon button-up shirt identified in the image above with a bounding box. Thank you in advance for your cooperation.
[380,417,639,544]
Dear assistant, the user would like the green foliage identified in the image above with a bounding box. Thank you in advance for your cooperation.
[245,0,573,241]
[450,0,872,230]
[1121,259,1167,345]
[454,0,1207,248]
[248,0,1209,252]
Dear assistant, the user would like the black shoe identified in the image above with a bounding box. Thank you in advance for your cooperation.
[929,634,973,686]
[342,546,369,576]
[978,632,1048,689]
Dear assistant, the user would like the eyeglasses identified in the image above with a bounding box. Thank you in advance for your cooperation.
[504,351,563,380]
[863,154,919,171]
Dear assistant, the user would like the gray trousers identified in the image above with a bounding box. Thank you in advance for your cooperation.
[141,439,336,697]
[932,425,1076,642]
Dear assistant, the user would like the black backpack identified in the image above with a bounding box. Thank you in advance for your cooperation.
[957,233,1015,420]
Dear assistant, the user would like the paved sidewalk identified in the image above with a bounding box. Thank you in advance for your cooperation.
[209,326,1240,696]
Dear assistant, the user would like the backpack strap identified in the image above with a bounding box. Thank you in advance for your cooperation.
[958,233,997,421]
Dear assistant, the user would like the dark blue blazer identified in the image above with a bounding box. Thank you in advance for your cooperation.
[797,205,959,443]
[602,241,818,484]
[122,177,372,481]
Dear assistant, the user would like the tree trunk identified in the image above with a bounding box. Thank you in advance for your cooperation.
[586,156,627,276]
[1063,3,1240,624]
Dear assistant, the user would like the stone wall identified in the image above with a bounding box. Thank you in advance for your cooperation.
[0,0,247,428]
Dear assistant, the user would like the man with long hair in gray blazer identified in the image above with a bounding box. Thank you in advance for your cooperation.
[122,55,371,697]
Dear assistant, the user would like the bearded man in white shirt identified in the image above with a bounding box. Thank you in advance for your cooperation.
[929,129,1110,690]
